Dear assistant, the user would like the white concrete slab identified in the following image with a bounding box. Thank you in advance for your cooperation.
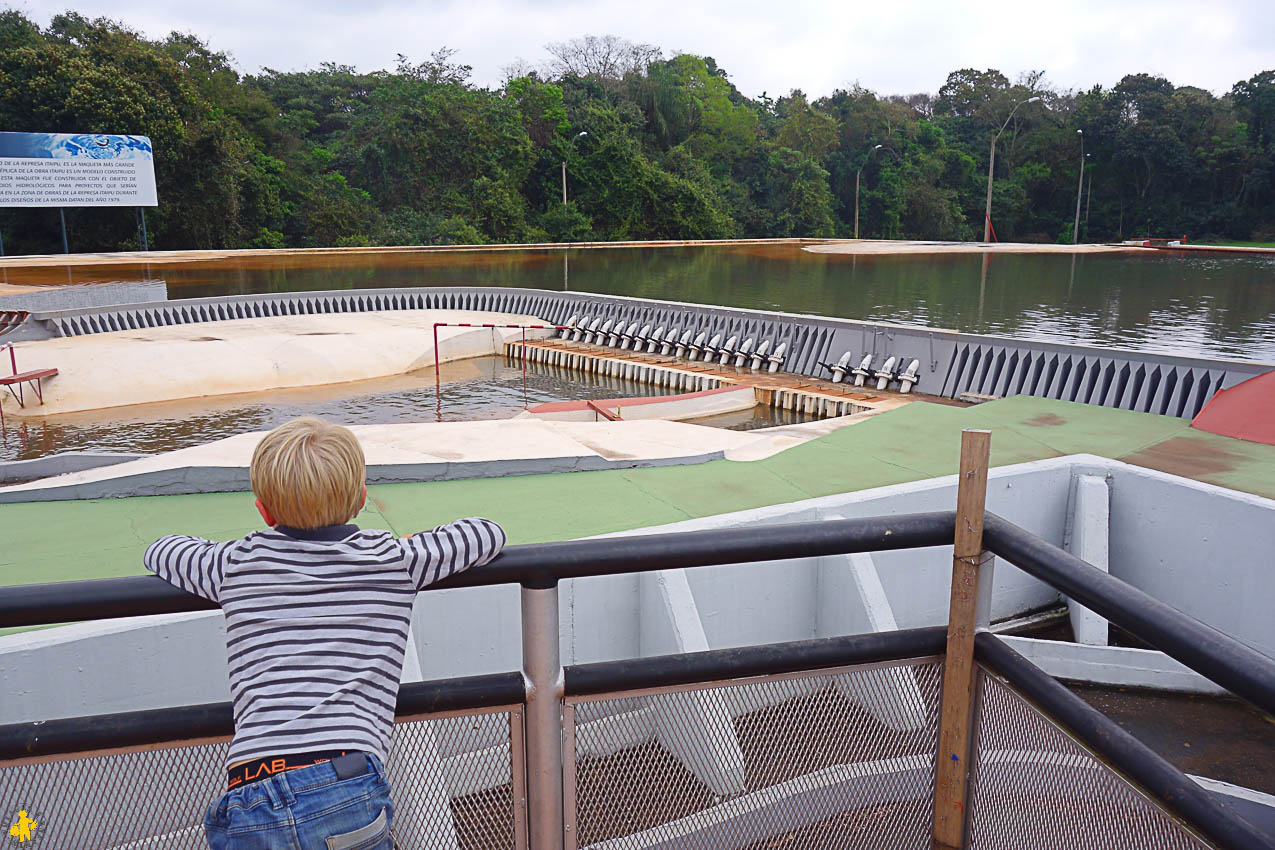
[0,417,865,501]
[0,309,549,417]
[999,636,1226,695]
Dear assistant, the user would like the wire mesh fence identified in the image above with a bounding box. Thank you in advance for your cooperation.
[563,657,945,850]
[0,706,525,850]
[966,667,1213,850]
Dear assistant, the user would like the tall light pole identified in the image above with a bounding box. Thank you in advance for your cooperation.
[982,95,1041,242]
[561,131,587,205]
[854,144,883,239]
[1084,154,1093,240]
[1073,129,1085,244]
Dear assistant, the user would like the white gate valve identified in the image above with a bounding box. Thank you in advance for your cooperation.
[851,354,874,386]
[899,359,921,393]
[874,356,898,390]
[767,342,787,373]
[828,352,854,383]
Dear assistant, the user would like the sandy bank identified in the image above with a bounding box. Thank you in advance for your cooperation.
[0,238,828,270]
[805,240,1145,256]
[0,309,547,417]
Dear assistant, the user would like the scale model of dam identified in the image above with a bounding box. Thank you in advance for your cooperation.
[6,285,1272,418]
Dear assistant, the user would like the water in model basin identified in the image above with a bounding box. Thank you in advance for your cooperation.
[0,356,807,463]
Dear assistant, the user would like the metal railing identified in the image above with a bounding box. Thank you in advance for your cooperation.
[3,434,1275,849]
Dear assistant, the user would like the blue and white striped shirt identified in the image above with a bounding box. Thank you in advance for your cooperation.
[144,518,505,767]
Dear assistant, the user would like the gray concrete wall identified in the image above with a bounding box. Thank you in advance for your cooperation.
[1,280,167,315]
[0,452,143,484]
[1105,464,1275,659]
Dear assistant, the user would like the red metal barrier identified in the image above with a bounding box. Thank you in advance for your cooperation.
[431,322,574,417]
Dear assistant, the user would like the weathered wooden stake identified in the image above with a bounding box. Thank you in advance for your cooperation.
[933,429,993,849]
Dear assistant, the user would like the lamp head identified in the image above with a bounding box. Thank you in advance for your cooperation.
[874,144,883,150]
[1025,96,1041,104]
[577,131,588,138]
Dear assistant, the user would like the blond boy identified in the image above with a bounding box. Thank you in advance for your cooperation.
[145,416,505,850]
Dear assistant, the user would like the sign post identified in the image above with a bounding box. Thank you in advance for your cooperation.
[0,132,158,253]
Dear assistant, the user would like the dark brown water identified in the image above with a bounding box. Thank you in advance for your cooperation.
[5,244,1273,361]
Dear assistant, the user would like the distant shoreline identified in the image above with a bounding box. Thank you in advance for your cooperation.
[806,240,1142,256]
[0,237,1148,278]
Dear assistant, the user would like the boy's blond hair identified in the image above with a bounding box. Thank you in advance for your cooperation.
[250,417,366,529]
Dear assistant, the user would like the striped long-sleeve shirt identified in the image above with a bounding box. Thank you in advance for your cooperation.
[144,518,506,767]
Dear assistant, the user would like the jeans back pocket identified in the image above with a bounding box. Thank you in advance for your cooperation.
[325,807,389,850]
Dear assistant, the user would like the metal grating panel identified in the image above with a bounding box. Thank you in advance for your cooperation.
[0,708,525,850]
[387,708,526,850]
[565,658,944,850]
[967,668,1212,850]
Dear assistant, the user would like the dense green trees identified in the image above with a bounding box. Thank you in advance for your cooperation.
[0,15,1272,253]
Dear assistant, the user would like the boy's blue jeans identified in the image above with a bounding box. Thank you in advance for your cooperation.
[204,754,394,849]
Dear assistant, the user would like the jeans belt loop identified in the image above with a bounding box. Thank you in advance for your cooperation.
[261,774,286,810]
[275,768,298,808]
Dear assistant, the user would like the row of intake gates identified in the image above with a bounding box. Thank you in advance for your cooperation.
[557,313,924,392]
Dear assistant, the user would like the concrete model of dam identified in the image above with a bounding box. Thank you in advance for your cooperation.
[5,285,1272,418]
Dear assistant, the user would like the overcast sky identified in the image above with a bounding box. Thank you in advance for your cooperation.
[9,0,1273,98]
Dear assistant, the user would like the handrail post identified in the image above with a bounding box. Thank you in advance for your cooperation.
[522,580,565,850]
[933,429,994,849]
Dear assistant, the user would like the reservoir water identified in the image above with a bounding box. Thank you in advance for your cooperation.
[7,243,1274,362]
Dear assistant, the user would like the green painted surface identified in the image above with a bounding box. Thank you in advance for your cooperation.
[4,396,1275,601]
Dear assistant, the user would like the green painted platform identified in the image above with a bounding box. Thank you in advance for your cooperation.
[3,396,1274,602]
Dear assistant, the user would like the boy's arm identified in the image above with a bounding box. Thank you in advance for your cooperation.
[144,535,235,604]
[402,518,506,590]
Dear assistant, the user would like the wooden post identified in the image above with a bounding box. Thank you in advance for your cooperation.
[933,429,993,849]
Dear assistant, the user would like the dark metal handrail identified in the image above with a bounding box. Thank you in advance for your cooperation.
[983,512,1275,717]
[0,512,957,627]
[0,671,525,762]
[0,631,947,762]
[564,626,946,696]
[976,634,1275,850]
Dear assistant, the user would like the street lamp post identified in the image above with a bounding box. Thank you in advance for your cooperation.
[1084,154,1093,240]
[982,95,1041,242]
[855,144,883,239]
[561,131,588,205]
[1073,129,1085,244]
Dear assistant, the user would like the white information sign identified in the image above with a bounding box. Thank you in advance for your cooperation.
[0,132,157,207]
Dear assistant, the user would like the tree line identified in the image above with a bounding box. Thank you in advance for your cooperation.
[1,15,1272,254]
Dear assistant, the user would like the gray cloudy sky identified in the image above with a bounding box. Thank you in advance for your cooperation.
[10,0,1274,97]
